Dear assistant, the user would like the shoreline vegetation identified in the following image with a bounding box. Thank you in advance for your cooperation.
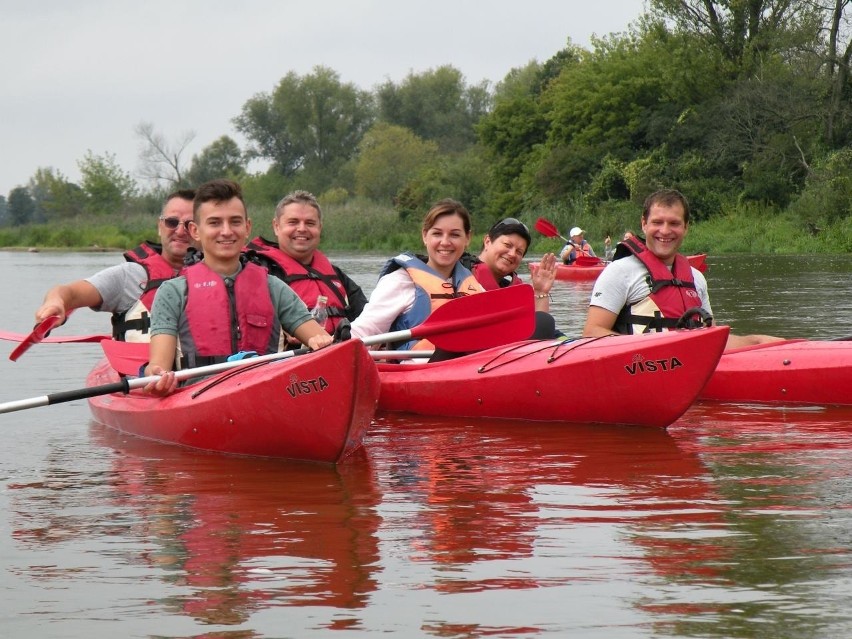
[2,198,850,256]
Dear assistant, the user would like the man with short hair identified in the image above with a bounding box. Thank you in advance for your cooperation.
[582,188,782,351]
[247,190,367,337]
[34,189,196,341]
[143,179,332,396]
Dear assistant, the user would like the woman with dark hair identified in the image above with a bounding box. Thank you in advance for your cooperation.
[472,217,556,313]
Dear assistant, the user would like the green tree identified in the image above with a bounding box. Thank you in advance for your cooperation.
[354,123,439,202]
[8,186,35,226]
[78,151,138,216]
[234,66,375,191]
[28,167,85,220]
[186,135,245,186]
[0,195,7,226]
[377,65,491,152]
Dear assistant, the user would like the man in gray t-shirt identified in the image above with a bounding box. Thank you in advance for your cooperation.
[34,191,196,337]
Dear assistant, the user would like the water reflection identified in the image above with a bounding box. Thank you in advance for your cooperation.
[370,414,727,600]
[11,423,382,629]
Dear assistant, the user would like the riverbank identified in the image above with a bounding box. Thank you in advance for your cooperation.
[2,201,850,254]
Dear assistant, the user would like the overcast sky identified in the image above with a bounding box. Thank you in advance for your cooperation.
[1,0,647,197]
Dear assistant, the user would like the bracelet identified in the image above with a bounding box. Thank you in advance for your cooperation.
[535,294,550,299]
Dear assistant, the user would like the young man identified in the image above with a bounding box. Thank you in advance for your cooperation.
[246,190,366,337]
[143,179,332,396]
[582,189,782,351]
[34,189,196,341]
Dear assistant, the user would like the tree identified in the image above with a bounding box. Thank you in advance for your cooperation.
[186,135,245,186]
[234,66,375,190]
[377,65,492,152]
[354,123,439,201]
[135,121,196,188]
[78,151,138,216]
[8,186,35,226]
[0,195,7,226]
[28,167,85,220]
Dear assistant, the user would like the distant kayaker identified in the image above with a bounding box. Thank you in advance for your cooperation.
[143,179,333,396]
[559,227,597,265]
[34,189,197,342]
[349,198,484,360]
[466,217,561,339]
[582,189,784,351]
[246,190,367,344]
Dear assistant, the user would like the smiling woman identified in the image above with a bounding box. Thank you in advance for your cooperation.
[349,198,484,357]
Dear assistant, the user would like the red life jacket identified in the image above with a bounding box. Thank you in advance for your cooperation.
[614,237,702,334]
[181,261,276,366]
[112,242,180,341]
[471,260,521,290]
[246,237,348,333]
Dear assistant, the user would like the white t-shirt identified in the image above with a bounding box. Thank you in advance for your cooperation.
[589,255,712,316]
[350,269,416,340]
[85,262,150,314]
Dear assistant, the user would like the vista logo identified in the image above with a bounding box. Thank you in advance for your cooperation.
[624,353,683,375]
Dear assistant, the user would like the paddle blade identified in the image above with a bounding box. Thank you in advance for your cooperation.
[101,340,149,376]
[574,255,604,267]
[0,330,110,344]
[9,315,64,361]
[411,285,535,352]
[534,217,561,239]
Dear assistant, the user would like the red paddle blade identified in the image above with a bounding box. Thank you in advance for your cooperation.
[101,340,149,376]
[574,256,604,267]
[9,315,64,361]
[0,330,110,344]
[411,285,535,352]
[534,217,561,238]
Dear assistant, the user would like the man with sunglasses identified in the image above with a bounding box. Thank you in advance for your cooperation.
[34,189,197,342]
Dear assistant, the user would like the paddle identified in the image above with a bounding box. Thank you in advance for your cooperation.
[1,285,535,413]
[0,330,110,345]
[534,217,569,243]
[9,314,69,361]
[574,255,604,267]
[0,347,310,415]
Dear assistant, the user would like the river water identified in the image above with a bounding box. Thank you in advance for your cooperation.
[2,250,852,638]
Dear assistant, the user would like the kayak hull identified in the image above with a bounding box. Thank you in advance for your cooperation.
[377,326,729,427]
[86,340,380,463]
[531,253,708,282]
[700,339,852,406]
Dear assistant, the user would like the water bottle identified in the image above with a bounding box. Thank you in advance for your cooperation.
[311,295,329,328]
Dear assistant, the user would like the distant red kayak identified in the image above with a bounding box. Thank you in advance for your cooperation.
[699,339,852,406]
[530,253,708,281]
[376,326,729,427]
[86,340,380,463]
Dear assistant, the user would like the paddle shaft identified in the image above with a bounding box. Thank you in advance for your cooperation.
[0,348,309,415]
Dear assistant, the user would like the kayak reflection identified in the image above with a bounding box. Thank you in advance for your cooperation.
[91,424,381,625]
[370,413,728,595]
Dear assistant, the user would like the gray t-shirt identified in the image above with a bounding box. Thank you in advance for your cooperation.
[85,262,151,314]
[150,267,313,339]
[589,255,712,315]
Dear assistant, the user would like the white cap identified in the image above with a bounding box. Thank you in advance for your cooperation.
[569,227,585,237]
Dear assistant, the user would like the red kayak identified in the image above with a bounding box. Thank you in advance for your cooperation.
[86,340,380,463]
[530,253,708,281]
[376,326,729,427]
[699,339,852,406]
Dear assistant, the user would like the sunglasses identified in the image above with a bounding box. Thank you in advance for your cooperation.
[496,217,529,233]
[160,216,193,230]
